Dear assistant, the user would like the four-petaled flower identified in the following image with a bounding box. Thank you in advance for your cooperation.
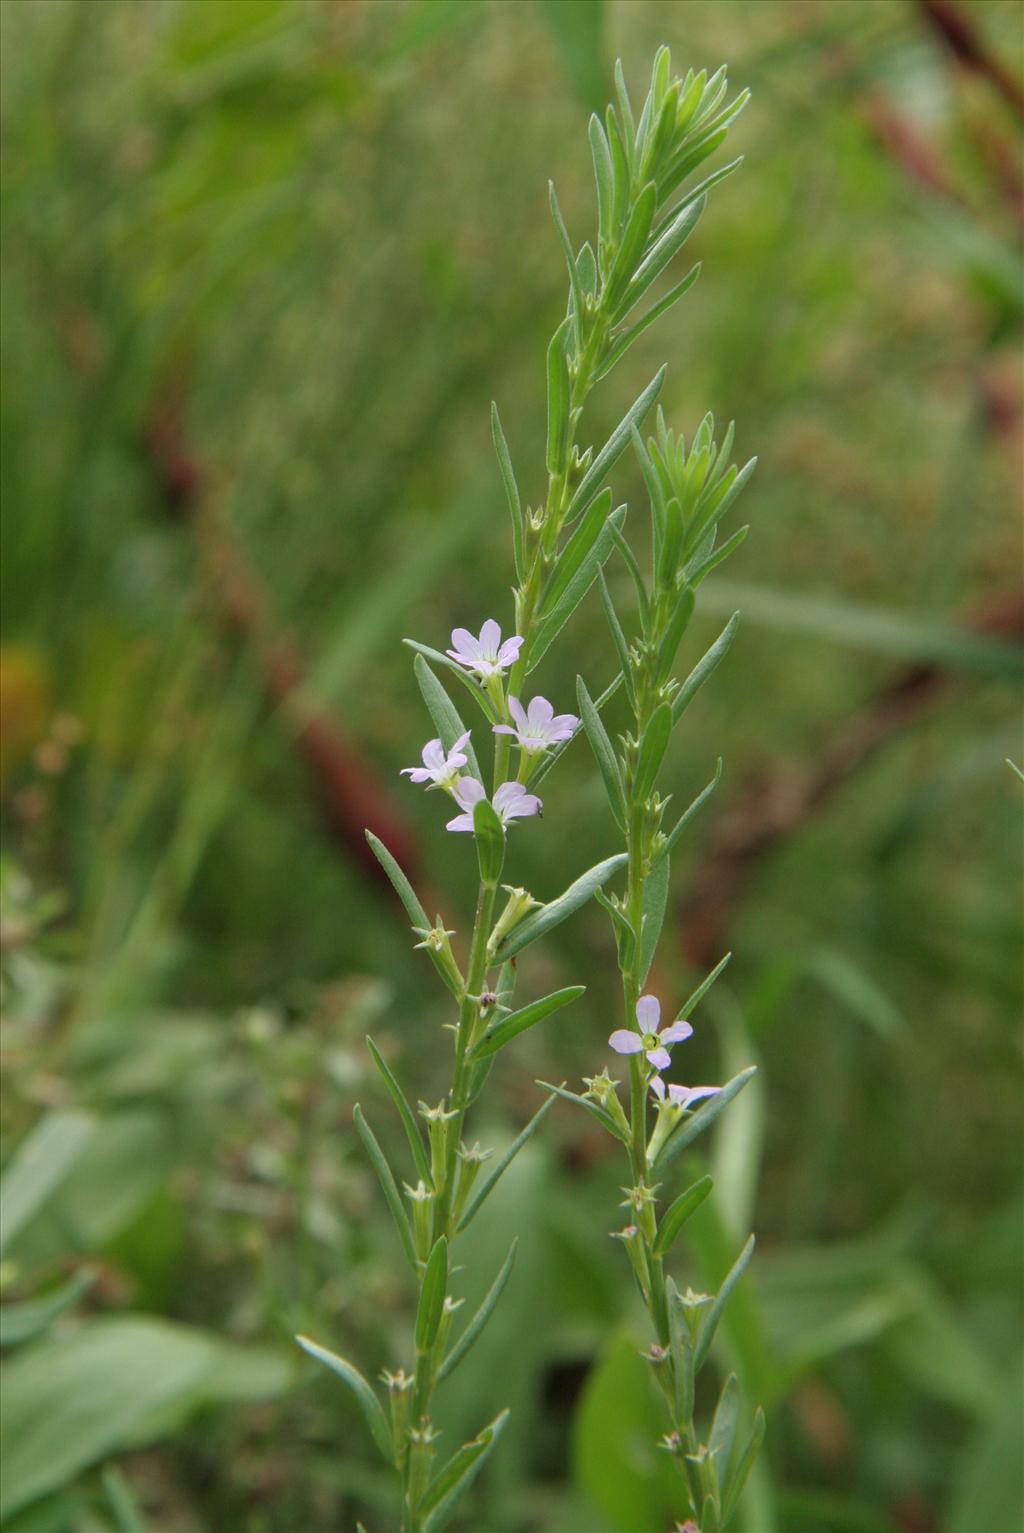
[401,732,471,789]
[446,778,542,834]
[447,619,523,679]
[493,695,579,754]
[608,994,692,1071]
[650,1076,722,1109]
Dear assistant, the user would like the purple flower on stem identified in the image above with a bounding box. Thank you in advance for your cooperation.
[608,994,693,1071]
[493,696,579,754]
[446,778,542,834]
[650,1077,722,1110]
[447,619,523,679]
[400,732,471,789]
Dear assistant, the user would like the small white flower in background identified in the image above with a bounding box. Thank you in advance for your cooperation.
[400,732,471,790]
[447,619,523,679]
[650,1077,722,1109]
[445,777,542,834]
[493,695,579,754]
[608,994,693,1071]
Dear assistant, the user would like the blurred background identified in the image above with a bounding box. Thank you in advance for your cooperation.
[1,1,1021,1530]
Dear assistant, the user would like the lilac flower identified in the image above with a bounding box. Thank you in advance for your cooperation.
[446,777,542,833]
[493,695,579,754]
[447,619,523,679]
[608,994,693,1071]
[400,732,471,789]
[650,1077,722,1109]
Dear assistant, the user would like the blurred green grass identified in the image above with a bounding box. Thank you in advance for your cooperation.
[1,1,1021,1530]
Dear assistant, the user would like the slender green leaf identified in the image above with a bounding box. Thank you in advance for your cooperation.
[0,1270,93,1349]
[296,1335,393,1463]
[655,1066,757,1173]
[598,570,636,706]
[723,1407,766,1522]
[542,488,613,615]
[638,849,670,986]
[548,185,585,342]
[366,1037,432,1187]
[403,640,497,720]
[416,1235,448,1352]
[577,677,626,829]
[653,1175,713,1257]
[414,655,481,781]
[655,584,696,682]
[529,673,622,787]
[458,1095,555,1230]
[616,195,705,321]
[102,1467,147,1533]
[656,759,722,862]
[546,318,572,473]
[667,1279,695,1424]
[679,951,733,1019]
[652,156,742,232]
[492,401,525,582]
[0,1111,96,1258]
[687,524,749,588]
[494,851,627,962]
[437,1241,518,1382]
[701,1493,721,1533]
[635,702,673,801]
[562,367,666,525]
[472,985,585,1060]
[528,507,626,669]
[672,612,740,723]
[421,1410,510,1531]
[605,180,656,308]
[589,113,615,249]
[709,1372,741,1482]
[613,58,637,171]
[608,521,651,632]
[365,831,429,930]
[598,263,701,382]
[538,1080,629,1142]
[472,797,505,886]
[695,1234,756,1369]
[353,1104,416,1268]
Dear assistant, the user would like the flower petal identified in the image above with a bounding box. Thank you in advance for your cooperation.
[659,1020,694,1047]
[507,697,528,732]
[497,636,523,666]
[608,1029,643,1055]
[446,813,475,833]
[527,695,554,727]
[635,994,661,1031]
[400,767,431,781]
[674,1085,722,1109]
[422,738,445,769]
[649,1075,666,1101]
[492,723,517,737]
[453,777,486,810]
[450,627,480,658]
[479,618,502,655]
[646,1046,671,1070]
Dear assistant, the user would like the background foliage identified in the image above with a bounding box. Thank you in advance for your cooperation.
[1,1,1021,1530]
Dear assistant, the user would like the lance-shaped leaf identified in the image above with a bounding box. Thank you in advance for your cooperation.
[694,1234,756,1369]
[708,1372,741,1487]
[0,1110,96,1258]
[0,1269,93,1349]
[528,506,626,670]
[403,641,498,721]
[685,456,757,557]
[615,195,705,321]
[353,1104,416,1268]
[596,263,701,382]
[634,702,673,802]
[491,402,525,582]
[296,1335,393,1464]
[655,1066,757,1173]
[722,1407,766,1523]
[473,796,505,887]
[679,950,732,1019]
[598,572,636,707]
[421,1410,510,1532]
[638,849,670,986]
[655,583,696,682]
[604,180,656,310]
[366,1037,432,1188]
[530,673,623,788]
[548,184,585,344]
[458,1094,555,1230]
[562,367,665,527]
[471,985,585,1060]
[686,524,749,588]
[492,852,628,962]
[416,1235,449,1353]
[537,1081,629,1143]
[546,319,572,474]
[589,113,615,251]
[667,1278,695,1425]
[671,612,740,724]
[609,521,651,632]
[652,157,742,235]
[541,488,613,616]
[414,655,482,783]
[656,759,722,864]
[576,678,626,830]
[653,1174,713,1257]
[438,1240,518,1382]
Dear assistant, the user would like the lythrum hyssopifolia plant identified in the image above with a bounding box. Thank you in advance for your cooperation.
[298,49,761,1533]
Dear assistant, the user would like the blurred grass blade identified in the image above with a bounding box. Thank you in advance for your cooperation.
[296,1334,393,1464]
[471,985,586,1059]
[366,1037,433,1187]
[458,1094,556,1229]
[0,1269,94,1348]
[538,0,606,112]
[437,1240,518,1382]
[0,1110,96,1258]
[353,1104,417,1269]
